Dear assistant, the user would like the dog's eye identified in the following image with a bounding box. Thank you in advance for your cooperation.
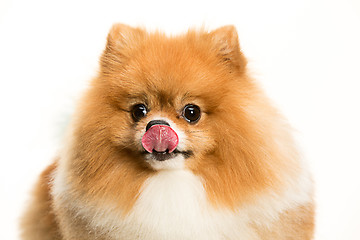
[131,104,148,122]
[183,104,201,123]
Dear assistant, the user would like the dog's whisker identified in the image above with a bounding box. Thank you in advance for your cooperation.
[186,131,209,134]
[191,135,210,139]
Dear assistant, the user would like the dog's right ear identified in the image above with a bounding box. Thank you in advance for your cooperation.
[106,24,145,51]
[101,24,145,75]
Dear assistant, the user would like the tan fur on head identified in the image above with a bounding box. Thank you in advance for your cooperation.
[21,24,314,240]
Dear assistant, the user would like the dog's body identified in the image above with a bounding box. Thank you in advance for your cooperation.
[21,24,314,240]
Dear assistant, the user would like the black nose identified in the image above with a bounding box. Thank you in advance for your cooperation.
[146,120,170,131]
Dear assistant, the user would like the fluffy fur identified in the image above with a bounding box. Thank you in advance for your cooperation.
[21,24,315,239]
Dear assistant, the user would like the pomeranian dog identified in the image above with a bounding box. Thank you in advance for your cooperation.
[21,24,314,240]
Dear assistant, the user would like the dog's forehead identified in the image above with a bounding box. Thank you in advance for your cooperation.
[113,38,233,110]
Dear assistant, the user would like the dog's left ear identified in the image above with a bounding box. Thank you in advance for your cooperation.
[210,25,247,74]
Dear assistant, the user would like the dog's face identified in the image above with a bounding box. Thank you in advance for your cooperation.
[68,24,286,210]
[95,24,247,171]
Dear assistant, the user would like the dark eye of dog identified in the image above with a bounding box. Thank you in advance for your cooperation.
[183,104,201,123]
[131,104,148,122]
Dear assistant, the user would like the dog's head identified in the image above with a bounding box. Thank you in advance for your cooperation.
[93,24,249,171]
[65,24,293,210]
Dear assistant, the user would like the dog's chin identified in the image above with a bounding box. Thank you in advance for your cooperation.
[143,150,192,171]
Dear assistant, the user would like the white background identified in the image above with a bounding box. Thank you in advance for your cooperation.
[0,0,359,239]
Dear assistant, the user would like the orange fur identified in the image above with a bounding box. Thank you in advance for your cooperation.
[254,203,315,239]
[21,24,314,239]
[20,162,61,240]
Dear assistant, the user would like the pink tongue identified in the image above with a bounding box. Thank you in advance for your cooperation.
[141,125,179,153]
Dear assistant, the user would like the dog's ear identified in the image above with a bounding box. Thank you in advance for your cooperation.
[210,25,247,74]
[101,24,145,74]
[106,23,145,50]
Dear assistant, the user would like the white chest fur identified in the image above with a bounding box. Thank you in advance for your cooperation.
[87,170,259,240]
[54,167,312,240]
